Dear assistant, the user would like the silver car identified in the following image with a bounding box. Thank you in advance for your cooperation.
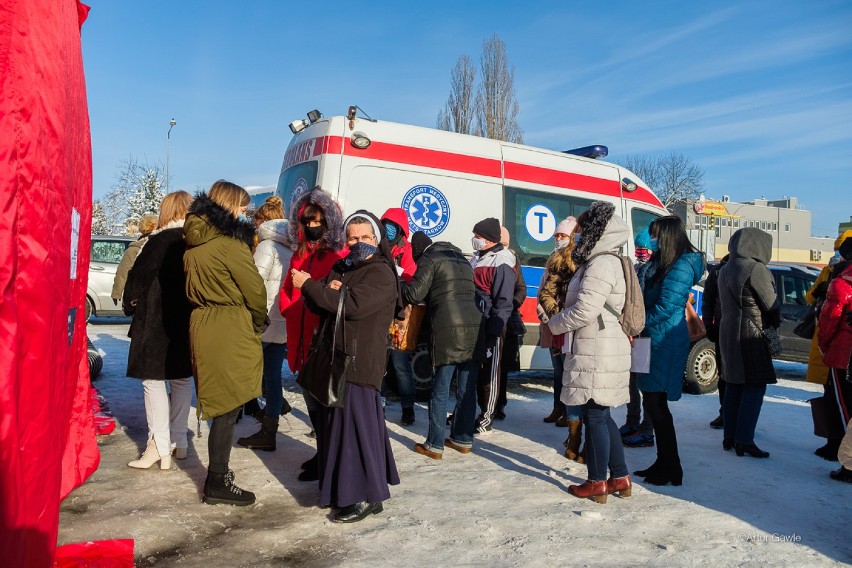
[87,235,134,320]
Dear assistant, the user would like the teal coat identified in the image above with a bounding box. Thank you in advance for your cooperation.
[636,252,705,401]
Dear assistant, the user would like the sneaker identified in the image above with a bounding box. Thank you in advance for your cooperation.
[474,419,493,436]
[622,433,655,447]
[619,424,638,437]
[709,415,723,429]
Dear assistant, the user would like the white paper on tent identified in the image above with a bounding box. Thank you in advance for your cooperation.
[630,337,651,373]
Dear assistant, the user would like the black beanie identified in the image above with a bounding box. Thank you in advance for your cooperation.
[411,231,433,261]
[473,217,501,244]
[839,237,852,261]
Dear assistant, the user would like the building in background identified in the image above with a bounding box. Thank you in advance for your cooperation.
[670,196,835,264]
[839,215,852,235]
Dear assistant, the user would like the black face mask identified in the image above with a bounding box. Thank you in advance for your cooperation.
[303,225,324,242]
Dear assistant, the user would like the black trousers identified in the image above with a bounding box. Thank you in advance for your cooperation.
[642,392,681,470]
[208,406,241,474]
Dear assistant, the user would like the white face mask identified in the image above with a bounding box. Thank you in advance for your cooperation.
[554,239,571,250]
[471,237,487,251]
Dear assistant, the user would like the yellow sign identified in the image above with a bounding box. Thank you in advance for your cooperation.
[694,201,729,216]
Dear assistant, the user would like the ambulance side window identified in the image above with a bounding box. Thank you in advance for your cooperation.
[504,186,593,267]
[277,161,318,213]
[631,209,661,241]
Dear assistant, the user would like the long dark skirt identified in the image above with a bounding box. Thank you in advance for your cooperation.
[317,382,400,508]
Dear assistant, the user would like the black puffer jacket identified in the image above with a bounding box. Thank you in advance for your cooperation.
[301,255,397,390]
[124,227,193,380]
[402,242,481,367]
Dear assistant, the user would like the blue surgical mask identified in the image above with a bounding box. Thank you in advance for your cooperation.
[385,222,399,242]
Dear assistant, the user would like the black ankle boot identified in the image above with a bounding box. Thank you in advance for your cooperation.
[401,407,415,426]
[333,501,383,523]
[203,470,255,506]
[723,438,734,451]
[815,440,840,461]
[735,443,769,458]
[644,463,683,486]
[634,460,663,478]
[237,415,278,451]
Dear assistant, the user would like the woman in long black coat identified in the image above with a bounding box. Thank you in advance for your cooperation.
[718,228,780,458]
[293,210,401,523]
[124,191,195,470]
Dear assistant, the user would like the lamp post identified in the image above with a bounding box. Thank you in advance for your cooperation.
[166,118,176,193]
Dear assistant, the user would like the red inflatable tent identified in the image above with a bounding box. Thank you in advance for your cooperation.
[0,1,99,566]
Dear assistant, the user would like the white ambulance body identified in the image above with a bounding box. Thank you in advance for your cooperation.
[275,107,668,372]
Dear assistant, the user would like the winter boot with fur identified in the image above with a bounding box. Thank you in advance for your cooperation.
[202,469,255,506]
[237,415,278,451]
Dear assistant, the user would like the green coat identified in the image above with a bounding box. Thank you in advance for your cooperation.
[183,194,267,419]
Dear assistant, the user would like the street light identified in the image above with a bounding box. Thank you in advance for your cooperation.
[166,118,176,192]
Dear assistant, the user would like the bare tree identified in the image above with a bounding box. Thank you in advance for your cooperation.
[102,156,165,234]
[622,152,704,208]
[475,34,523,143]
[437,55,477,134]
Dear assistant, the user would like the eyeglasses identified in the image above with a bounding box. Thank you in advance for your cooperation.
[347,234,377,244]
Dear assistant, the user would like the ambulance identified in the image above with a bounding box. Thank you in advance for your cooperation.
[275,106,671,392]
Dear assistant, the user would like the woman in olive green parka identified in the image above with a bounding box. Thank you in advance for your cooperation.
[183,180,267,506]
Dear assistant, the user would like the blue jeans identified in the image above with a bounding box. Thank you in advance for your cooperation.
[390,349,416,409]
[582,400,628,482]
[426,360,479,451]
[262,342,287,417]
[552,351,582,421]
[723,383,766,445]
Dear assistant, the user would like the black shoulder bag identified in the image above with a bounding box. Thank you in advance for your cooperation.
[297,285,354,408]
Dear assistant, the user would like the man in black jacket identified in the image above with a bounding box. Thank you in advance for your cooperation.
[403,232,483,459]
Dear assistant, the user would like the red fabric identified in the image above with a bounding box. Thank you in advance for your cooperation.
[279,246,347,372]
[818,264,852,368]
[54,539,134,567]
[0,1,98,566]
[380,208,416,283]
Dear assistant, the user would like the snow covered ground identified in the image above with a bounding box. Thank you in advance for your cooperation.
[59,321,851,567]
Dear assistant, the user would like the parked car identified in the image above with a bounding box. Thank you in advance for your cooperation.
[683,263,818,394]
[86,235,134,321]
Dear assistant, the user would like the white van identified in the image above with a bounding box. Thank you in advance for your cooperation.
[275,107,668,381]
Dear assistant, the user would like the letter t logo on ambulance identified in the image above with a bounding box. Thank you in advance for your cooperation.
[402,185,451,238]
[525,204,556,242]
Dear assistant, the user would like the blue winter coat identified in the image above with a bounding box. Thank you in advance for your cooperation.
[636,252,705,401]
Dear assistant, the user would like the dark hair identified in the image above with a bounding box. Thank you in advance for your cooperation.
[648,216,699,283]
[297,203,328,256]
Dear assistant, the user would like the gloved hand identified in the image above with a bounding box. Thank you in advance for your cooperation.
[113,298,118,306]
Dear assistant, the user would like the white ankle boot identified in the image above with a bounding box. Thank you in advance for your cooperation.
[128,441,169,469]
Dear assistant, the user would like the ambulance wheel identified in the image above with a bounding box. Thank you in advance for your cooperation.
[683,338,718,395]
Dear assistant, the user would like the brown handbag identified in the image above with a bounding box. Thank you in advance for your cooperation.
[685,296,706,342]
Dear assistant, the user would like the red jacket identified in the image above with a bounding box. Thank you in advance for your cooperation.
[381,208,416,283]
[279,245,347,372]
[818,263,852,369]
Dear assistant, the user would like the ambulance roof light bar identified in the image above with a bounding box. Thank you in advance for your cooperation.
[563,145,608,159]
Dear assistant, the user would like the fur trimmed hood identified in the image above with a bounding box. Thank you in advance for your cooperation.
[572,201,625,265]
[185,192,256,249]
[288,187,346,252]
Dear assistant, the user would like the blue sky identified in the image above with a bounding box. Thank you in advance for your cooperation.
[82,0,852,236]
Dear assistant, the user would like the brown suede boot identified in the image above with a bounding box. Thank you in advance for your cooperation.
[564,419,583,462]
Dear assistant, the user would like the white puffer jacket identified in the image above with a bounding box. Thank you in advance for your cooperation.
[548,216,631,407]
[254,219,294,344]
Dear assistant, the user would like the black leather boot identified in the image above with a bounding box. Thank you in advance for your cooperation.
[236,415,278,451]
